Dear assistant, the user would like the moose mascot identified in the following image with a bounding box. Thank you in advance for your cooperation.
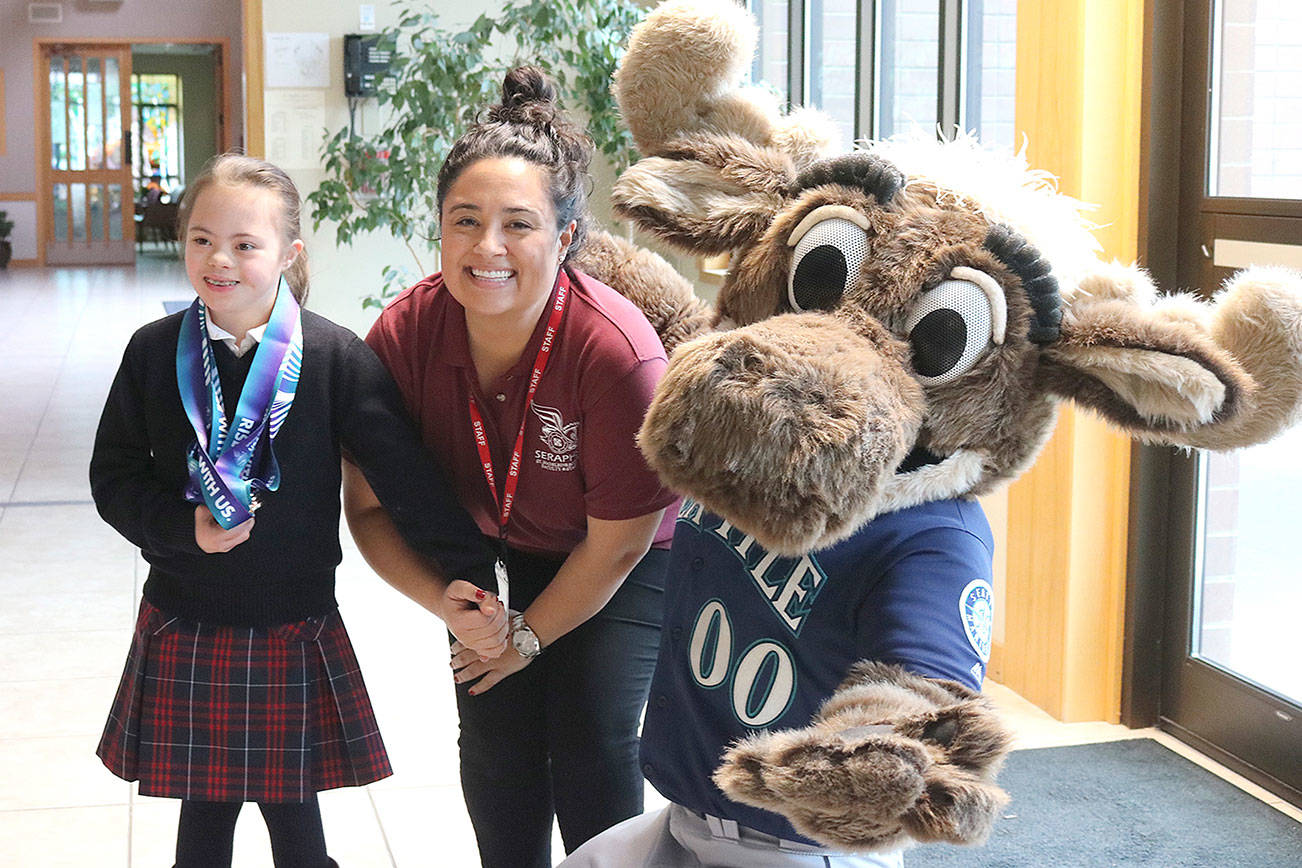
[561,1,1302,865]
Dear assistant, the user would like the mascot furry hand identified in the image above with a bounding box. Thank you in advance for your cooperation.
[571,0,1302,859]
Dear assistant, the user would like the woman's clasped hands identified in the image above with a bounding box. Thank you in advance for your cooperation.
[442,580,531,694]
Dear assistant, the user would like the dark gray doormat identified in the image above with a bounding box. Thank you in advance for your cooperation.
[907,738,1302,867]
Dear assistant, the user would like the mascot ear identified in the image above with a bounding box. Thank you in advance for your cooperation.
[1039,263,1302,450]
[612,134,793,254]
[611,0,838,253]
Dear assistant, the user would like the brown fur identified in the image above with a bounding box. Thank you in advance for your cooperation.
[573,230,714,355]
[714,663,1013,850]
[638,313,924,554]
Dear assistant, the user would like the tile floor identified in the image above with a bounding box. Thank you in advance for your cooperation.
[1,260,1296,866]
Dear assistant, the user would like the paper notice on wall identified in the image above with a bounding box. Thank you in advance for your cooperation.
[265,32,330,89]
[264,90,327,171]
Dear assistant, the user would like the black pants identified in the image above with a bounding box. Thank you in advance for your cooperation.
[456,545,668,868]
[174,796,331,867]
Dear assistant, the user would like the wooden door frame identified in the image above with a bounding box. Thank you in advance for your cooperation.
[1131,0,1302,806]
[243,0,265,156]
[33,37,231,265]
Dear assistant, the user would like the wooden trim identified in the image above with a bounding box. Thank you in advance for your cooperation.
[243,0,265,155]
[997,0,1144,722]
[35,44,47,265]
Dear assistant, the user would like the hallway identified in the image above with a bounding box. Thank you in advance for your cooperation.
[0,261,1295,866]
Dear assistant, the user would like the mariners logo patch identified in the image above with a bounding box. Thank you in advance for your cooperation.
[532,403,578,471]
[959,579,994,662]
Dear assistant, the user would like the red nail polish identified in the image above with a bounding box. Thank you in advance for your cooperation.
[468,688,476,696]
[474,589,487,601]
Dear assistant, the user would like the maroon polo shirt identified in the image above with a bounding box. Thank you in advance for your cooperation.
[366,267,678,557]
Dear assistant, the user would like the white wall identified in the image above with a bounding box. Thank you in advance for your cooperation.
[262,0,501,335]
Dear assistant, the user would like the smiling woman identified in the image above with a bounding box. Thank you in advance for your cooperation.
[342,66,679,868]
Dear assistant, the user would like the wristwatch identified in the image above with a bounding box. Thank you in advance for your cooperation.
[510,613,542,659]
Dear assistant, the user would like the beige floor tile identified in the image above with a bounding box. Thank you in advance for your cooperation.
[0,449,25,501]
[0,629,132,682]
[983,679,1146,749]
[0,589,136,635]
[0,677,119,739]
[369,785,485,868]
[0,804,129,868]
[10,451,94,502]
[126,794,182,867]
[0,555,135,597]
[320,787,395,866]
[0,735,128,810]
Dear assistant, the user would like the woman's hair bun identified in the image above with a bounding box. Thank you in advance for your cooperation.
[487,66,561,127]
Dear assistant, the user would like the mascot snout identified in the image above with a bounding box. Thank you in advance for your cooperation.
[638,312,925,555]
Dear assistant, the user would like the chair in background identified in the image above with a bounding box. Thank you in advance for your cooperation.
[137,199,180,251]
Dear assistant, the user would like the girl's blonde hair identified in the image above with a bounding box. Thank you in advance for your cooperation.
[178,152,311,303]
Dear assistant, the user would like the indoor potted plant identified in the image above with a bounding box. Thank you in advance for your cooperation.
[0,210,14,269]
[309,0,641,308]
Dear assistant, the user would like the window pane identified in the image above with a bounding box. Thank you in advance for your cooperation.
[808,0,858,146]
[53,184,68,242]
[89,184,105,241]
[50,56,68,171]
[108,185,124,242]
[69,58,86,172]
[87,58,104,170]
[105,57,123,171]
[1193,426,1302,705]
[750,0,791,104]
[1208,0,1302,199]
[71,183,87,243]
[965,0,1017,149]
[877,0,939,137]
[132,74,184,188]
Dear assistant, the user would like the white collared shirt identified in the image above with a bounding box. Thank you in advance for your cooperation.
[206,320,267,358]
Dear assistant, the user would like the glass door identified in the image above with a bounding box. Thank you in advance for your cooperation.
[1161,0,1302,805]
[43,44,135,265]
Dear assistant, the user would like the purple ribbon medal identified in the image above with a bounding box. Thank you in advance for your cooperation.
[175,279,303,529]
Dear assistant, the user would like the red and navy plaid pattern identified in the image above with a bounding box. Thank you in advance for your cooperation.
[98,599,391,802]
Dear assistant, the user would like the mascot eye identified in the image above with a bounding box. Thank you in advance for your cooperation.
[905,278,995,385]
[787,218,869,312]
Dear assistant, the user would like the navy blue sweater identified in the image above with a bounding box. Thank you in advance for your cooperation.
[90,308,495,626]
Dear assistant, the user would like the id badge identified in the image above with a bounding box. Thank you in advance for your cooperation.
[494,557,510,615]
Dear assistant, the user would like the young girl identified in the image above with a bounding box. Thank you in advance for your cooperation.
[90,153,501,868]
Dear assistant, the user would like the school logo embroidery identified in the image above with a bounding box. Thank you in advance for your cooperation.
[959,579,994,662]
[532,403,578,471]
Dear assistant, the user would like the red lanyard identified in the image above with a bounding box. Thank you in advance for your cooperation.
[467,275,570,541]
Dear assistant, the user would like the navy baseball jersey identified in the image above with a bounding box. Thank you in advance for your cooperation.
[639,497,995,845]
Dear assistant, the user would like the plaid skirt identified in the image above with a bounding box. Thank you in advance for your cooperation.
[98,598,392,803]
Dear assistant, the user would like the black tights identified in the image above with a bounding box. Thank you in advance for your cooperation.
[175,797,332,868]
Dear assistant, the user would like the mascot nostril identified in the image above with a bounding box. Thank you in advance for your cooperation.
[562,0,1302,863]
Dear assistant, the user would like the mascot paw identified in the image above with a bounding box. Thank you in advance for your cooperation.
[715,726,932,849]
[714,662,1013,853]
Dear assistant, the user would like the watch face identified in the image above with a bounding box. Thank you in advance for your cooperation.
[513,627,540,657]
